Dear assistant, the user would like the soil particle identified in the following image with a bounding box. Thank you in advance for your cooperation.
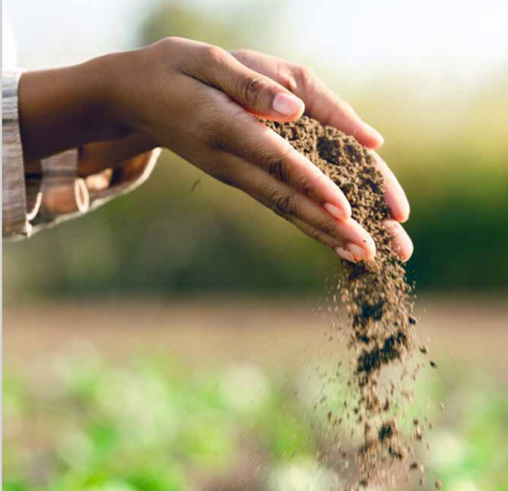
[435,479,443,489]
[379,421,398,442]
[267,116,422,489]
[415,425,424,441]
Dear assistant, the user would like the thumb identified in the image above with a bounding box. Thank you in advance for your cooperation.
[195,47,305,121]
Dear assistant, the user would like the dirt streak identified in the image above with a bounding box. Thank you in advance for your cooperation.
[268,116,420,489]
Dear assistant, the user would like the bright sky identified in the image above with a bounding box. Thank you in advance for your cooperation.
[6,0,508,87]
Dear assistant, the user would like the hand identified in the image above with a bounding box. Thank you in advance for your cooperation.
[230,50,412,262]
[106,38,411,263]
[19,37,411,263]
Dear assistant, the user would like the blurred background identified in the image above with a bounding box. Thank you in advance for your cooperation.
[3,1,508,491]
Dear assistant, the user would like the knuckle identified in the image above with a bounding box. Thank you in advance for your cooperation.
[295,173,313,198]
[208,166,236,188]
[162,35,181,45]
[152,37,196,71]
[156,36,176,49]
[318,222,335,237]
[238,75,266,105]
[201,108,245,152]
[204,45,228,65]
[295,65,316,86]
[314,211,337,237]
[268,189,295,217]
[149,38,172,60]
[278,70,296,92]
[154,36,185,57]
[267,156,288,182]
[263,147,292,181]
[282,64,314,95]
[204,122,228,151]
[197,111,227,150]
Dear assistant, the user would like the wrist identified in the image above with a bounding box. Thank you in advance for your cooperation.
[18,59,128,161]
[92,48,153,139]
[77,54,133,141]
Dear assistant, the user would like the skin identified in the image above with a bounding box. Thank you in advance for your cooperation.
[18,37,413,263]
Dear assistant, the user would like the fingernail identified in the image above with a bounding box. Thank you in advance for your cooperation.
[273,93,303,116]
[363,123,384,146]
[324,202,348,221]
[347,242,369,262]
[335,246,356,263]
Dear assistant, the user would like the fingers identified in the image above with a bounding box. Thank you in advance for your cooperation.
[230,50,383,149]
[370,152,410,223]
[204,96,352,220]
[284,215,372,263]
[229,51,411,229]
[78,134,158,176]
[288,215,344,250]
[384,219,413,262]
[287,213,413,263]
[198,95,410,264]
[190,46,305,121]
[219,151,376,262]
[235,142,411,263]
[228,142,412,264]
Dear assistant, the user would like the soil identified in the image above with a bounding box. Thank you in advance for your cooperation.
[267,116,425,489]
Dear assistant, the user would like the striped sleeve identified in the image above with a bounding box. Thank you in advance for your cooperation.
[34,149,90,227]
[2,68,31,238]
[2,69,91,239]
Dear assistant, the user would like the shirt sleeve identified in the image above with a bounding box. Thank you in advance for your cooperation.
[30,147,161,234]
[2,68,161,240]
[2,68,32,238]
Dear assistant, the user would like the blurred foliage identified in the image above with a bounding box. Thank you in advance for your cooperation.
[141,0,287,53]
[3,1,507,301]
[3,348,508,491]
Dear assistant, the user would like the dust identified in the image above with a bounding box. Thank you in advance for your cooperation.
[267,116,431,489]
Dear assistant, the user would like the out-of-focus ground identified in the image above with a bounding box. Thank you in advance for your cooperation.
[4,296,508,491]
[4,296,507,372]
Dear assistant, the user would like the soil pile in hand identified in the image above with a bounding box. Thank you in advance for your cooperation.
[267,116,422,489]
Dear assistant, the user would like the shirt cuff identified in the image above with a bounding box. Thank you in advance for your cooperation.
[2,68,31,238]
[38,149,90,219]
[31,147,160,234]
[86,147,161,210]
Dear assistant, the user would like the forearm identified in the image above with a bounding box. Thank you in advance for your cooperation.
[17,55,126,162]
[3,50,161,241]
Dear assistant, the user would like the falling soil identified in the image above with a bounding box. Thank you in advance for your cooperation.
[267,116,427,489]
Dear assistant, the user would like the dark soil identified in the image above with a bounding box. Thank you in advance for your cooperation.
[267,116,424,489]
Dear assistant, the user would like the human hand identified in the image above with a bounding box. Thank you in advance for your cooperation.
[231,50,412,262]
[76,133,157,192]
[104,38,411,262]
